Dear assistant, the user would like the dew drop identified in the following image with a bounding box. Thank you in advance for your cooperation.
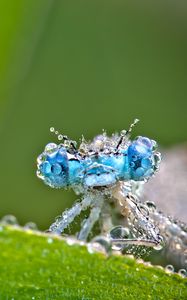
[50,127,55,132]
[88,236,111,255]
[153,236,165,251]
[151,140,158,150]
[135,167,145,177]
[58,134,63,141]
[24,222,38,230]
[45,143,57,154]
[138,204,149,216]
[66,237,77,246]
[1,215,18,225]
[110,226,130,239]
[140,248,147,256]
[165,264,174,273]
[153,243,163,251]
[109,226,130,251]
[47,238,53,244]
[37,154,45,164]
[145,201,157,211]
[168,223,181,236]
[178,269,187,277]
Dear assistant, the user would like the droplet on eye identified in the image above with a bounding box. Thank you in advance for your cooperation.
[45,143,58,154]
[40,161,51,175]
[141,157,152,169]
[51,163,62,175]
[139,137,153,148]
[135,167,145,177]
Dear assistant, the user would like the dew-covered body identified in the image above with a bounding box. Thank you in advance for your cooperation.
[37,120,163,248]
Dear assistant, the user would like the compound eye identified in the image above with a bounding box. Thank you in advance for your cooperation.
[128,136,160,181]
[37,144,68,188]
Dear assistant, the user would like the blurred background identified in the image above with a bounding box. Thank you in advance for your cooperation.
[0,0,187,230]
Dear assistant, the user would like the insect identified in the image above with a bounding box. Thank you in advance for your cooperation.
[37,119,163,249]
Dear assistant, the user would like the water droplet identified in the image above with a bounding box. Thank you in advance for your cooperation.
[135,167,145,177]
[37,154,45,164]
[140,248,147,256]
[178,269,186,277]
[1,215,18,225]
[109,226,130,251]
[110,226,130,239]
[58,134,63,141]
[138,204,149,216]
[145,201,156,211]
[153,236,165,251]
[151,140,158,150]
[24,222,38,230]
[88,236,111,255]
[153,243,163,251]
[168,224,181,236]
[44,143,58,154]
[47,238,53,244]
[66,237,77,246]
[165,264,174,273]
[50,127,55,132]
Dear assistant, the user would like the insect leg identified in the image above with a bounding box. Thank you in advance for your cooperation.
[77,206,102,241]
[77,194,105,241]
[48,195,92,234]
[100,201,114,235]
[111,238,158,248]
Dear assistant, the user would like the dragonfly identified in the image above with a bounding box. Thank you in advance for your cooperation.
[36,119,163,249]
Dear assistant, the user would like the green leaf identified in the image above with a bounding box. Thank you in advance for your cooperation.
[0,225,186,299]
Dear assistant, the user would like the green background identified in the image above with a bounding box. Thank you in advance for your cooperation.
[0,0,186,230]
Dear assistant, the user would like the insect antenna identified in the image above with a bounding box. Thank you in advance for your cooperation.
[116,118,139,150]
[50,127,77,150]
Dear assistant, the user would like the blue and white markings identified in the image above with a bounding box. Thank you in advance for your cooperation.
[37,119,160,189]
[37,119,163,248]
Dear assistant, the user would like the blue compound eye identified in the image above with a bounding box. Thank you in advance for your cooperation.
[37,144,69,188]
[128,136,159,181]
